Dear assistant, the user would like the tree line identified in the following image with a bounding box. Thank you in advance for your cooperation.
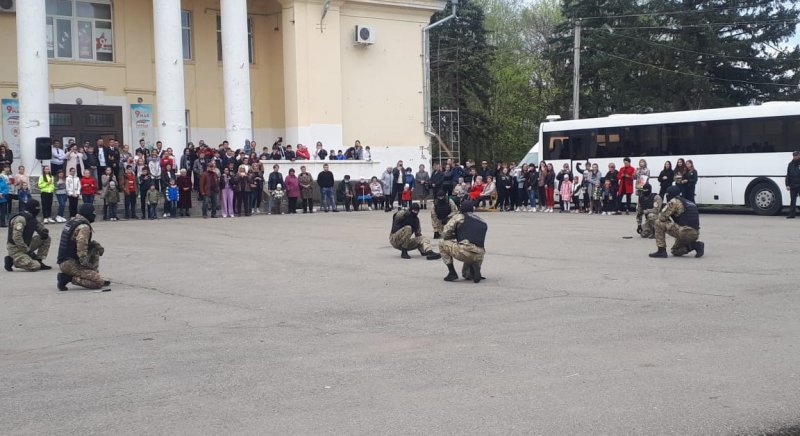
[428,0,800,163]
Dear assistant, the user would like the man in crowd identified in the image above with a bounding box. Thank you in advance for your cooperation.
[389,202,440,260]
[200,163,220,218]
[786,150,800,219]
[317,163,336,212]
[5,199,51,272]
[635,183,662,238]
[649,185,705,258]
[50,139,66,176]
[440,200,487,283]
[57,204,110,291]
[431,189,458,239]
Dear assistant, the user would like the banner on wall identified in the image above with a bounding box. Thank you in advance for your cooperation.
[95,25,113,55]
[130,104,153,149]
[1,99,20,157]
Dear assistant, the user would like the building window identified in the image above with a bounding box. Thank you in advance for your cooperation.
[182,10,192,60]
[216,15,254,64]
[46,0,114,62]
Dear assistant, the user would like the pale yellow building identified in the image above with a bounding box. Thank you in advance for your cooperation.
[0,0,443,172]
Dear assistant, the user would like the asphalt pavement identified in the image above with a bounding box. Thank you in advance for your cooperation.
[1,208,799,435]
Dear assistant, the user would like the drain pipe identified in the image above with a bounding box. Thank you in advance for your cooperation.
[423,1,457,139]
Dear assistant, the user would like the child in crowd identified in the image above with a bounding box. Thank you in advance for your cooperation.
[591,181,602,215]
[55,170,67,222]
[571,173,584,213]
[336,150,345,160]
[401,183,413,209]
[146,183,160,219]
[17,182,31,212]
[166,178,179,218]
[104,180,120,221]
[364,146,372,161]
[271,183,285,214]
[601,179,616,215]
[559,174,573,212]
[80,169,97,204]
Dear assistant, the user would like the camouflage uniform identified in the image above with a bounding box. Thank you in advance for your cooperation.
[636,194,663,238]
[430,199,458,233]
[59,222,106,289]
[390,210,433,254]
[655,198,699,256]
[439,212,486,278]
[7,214,51,271]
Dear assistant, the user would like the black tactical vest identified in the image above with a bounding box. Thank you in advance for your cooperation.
[675,198,700,230]
[456,213,488,248]
[639,193,656,210]
[7,212,35,246]
[434,198,451,222]
[57,217,91,264]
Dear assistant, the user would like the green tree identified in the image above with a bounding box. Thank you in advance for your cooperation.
[429,0,495,163]
[548,0,800,118]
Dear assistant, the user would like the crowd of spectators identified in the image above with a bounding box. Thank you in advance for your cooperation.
[0,136,701,225]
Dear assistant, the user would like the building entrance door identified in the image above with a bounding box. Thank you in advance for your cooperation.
[49,104,123,147]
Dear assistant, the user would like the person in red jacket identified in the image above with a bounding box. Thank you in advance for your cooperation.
[79,169,98,204]
[617,157,635,214]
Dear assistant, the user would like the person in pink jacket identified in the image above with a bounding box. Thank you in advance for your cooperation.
[284,168,301,214]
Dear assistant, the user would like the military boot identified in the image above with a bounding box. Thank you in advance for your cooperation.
[444,263,458,282]
[400,249,411,259]
[471,264,484,283]
[693,241,705,258]
[649,247,668,258]
[425,251,441,260]
[57,273,71,291]
[37,260,52,270]
[4,256,13,272]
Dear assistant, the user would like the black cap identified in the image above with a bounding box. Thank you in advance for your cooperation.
[460,200,475,213]
[410,203,421,212]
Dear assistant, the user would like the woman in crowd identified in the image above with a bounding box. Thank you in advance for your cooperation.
[65,143,83,177]
[545,163,556,213]
[634,158,650,196]
[176,168,193,217]
[415,164,430,209]
[369,176,384,211]
[681,159,698,202]
[250,163,264,214]
[298,166,314,213]
[537,161,548,211]
[37,165,55,223]
[657,160,674,198]
[220,167,235,218]
[478,175,496,208]
[673,158,686,189]
[284,168,300,214]
[0,142,13,172]
[496,167,513,211]
[617,157,635,215]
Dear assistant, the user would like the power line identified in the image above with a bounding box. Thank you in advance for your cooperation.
[576,4,792,21]
[590,29,784,61]
[580,18,800,30]
[588,47,798,88]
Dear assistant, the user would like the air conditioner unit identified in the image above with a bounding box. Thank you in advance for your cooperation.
[354,25,375,45]
[0,0,15,13]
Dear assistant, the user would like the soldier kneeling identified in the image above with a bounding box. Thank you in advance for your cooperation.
[56,204,111,291]
[5,199,52,272]
[440,200,487,283]
[649,186,705,258]
[389,202,441,260]
[635,183,662,239]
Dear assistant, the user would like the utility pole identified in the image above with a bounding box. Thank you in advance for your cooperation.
[572,19,581,120]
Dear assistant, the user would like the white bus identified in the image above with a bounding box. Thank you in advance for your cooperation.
[520,102,800,215]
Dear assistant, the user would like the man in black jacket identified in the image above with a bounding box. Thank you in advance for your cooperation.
[786,151,800,219]
[317,163,336,212]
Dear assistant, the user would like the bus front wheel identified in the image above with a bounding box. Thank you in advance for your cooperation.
[748,181,782,216]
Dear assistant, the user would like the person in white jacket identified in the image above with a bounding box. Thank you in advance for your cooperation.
[65,167,82,218]
[148,152,162,191]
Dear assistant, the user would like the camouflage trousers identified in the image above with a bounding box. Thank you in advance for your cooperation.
[439,240,485,277]
[390,226,433,254]
[640,212,657,238]
[431,211,445,233]
[655,220,699,256]
[7,236,51,271]
[58,247,105,289]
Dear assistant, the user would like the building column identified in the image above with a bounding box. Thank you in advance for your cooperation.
[15,0,50,174]
[153,0,187,153]
[281,0,343,148]
[220,0,253,150]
